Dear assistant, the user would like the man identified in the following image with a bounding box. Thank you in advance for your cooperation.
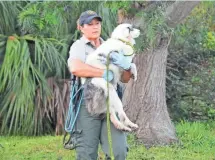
[67,10,132,160]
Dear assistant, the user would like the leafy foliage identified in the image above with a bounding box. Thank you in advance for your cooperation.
[18,2,70,38]
[203,31,215,50]
[136,4,172,51]
[167,1,215,121]
[104,1,132,12]
[104,1,173,53]
[0,35,7,68]
[0,1,120,135]
[0,2,20,35]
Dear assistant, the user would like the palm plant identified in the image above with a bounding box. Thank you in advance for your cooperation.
[0,2,69,135]
[0,2,20,35]
[0,34,68,135]
[0,1,118,136]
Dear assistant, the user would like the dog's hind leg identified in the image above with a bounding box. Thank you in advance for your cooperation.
[118,111,138,129]
[108,88,138,130]
[109,111,131,132]
[108,88,134,132]
[104,86,131,131]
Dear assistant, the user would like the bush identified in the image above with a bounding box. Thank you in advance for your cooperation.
[167,1,215,121]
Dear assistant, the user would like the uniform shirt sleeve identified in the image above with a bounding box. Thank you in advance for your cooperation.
[67,40,86,67]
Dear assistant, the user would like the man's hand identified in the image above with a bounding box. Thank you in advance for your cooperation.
[98,50,131,70]
[121,63,137,83]
[109,50,131,70]
[121,70,132,83]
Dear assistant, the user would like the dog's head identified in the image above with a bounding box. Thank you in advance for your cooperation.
[111,23,140,46]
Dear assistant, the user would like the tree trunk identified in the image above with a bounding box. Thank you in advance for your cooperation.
[123,39,177,147]
[122,1,199,147]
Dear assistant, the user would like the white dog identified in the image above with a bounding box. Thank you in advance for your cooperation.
[83,24,140,131]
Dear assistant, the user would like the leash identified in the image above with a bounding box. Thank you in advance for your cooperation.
[63,77,83,148]
[106,53,114,160]
[64,85,84,133]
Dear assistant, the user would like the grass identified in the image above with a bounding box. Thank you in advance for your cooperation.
[0,121,215,160]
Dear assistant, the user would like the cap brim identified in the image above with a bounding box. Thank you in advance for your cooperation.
[85,15,102,24]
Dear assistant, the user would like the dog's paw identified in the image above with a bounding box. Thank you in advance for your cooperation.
[124,119,138,130]
[115,123,132,132]
[130,63,137,81]
[128,123,138,130]
[132,124,139,129]
[122,127,132,132]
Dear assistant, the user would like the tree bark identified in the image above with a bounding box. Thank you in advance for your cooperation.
[122,1,199,147]
[123,41,178,147]
[165,1,200,28]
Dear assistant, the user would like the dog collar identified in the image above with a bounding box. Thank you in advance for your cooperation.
[118,38,135,56]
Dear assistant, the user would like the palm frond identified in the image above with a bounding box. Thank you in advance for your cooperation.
[0,2,25,35]
[35,77,71,135]
[0,36,37,135]
[0,35,7,68]
[98,3,117,39]
[0,34,68,135]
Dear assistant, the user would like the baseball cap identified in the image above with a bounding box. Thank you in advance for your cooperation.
[79,10,102,26]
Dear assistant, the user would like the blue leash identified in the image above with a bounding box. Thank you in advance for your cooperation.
[65,84,84,133]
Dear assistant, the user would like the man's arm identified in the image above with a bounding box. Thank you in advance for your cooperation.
[121,70,132,83]
[68,59,104,78]
[69,58,132,83]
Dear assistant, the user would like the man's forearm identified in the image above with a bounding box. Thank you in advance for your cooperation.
[121,70,132,83]
[69,59,104,78]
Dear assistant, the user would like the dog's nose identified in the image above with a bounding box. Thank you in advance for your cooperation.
[133,29,140,38]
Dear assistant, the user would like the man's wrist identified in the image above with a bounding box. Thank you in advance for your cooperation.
[102,69,114,82]
[121,70,132,83]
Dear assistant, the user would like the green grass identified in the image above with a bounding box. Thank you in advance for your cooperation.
[0,136,74,160]
[0,121,215,160]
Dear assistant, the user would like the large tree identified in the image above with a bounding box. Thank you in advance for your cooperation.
[121,1,200,147]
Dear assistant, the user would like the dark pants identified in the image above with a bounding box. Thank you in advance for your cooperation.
[72,103,128,160]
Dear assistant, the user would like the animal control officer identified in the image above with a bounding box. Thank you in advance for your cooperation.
[67,10,132,160]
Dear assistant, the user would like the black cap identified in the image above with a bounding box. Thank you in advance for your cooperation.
[79,10,102,26]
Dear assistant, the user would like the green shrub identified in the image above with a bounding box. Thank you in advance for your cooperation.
[167,1,215,121]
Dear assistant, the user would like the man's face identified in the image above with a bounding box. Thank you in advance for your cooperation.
[80,18,101,40]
